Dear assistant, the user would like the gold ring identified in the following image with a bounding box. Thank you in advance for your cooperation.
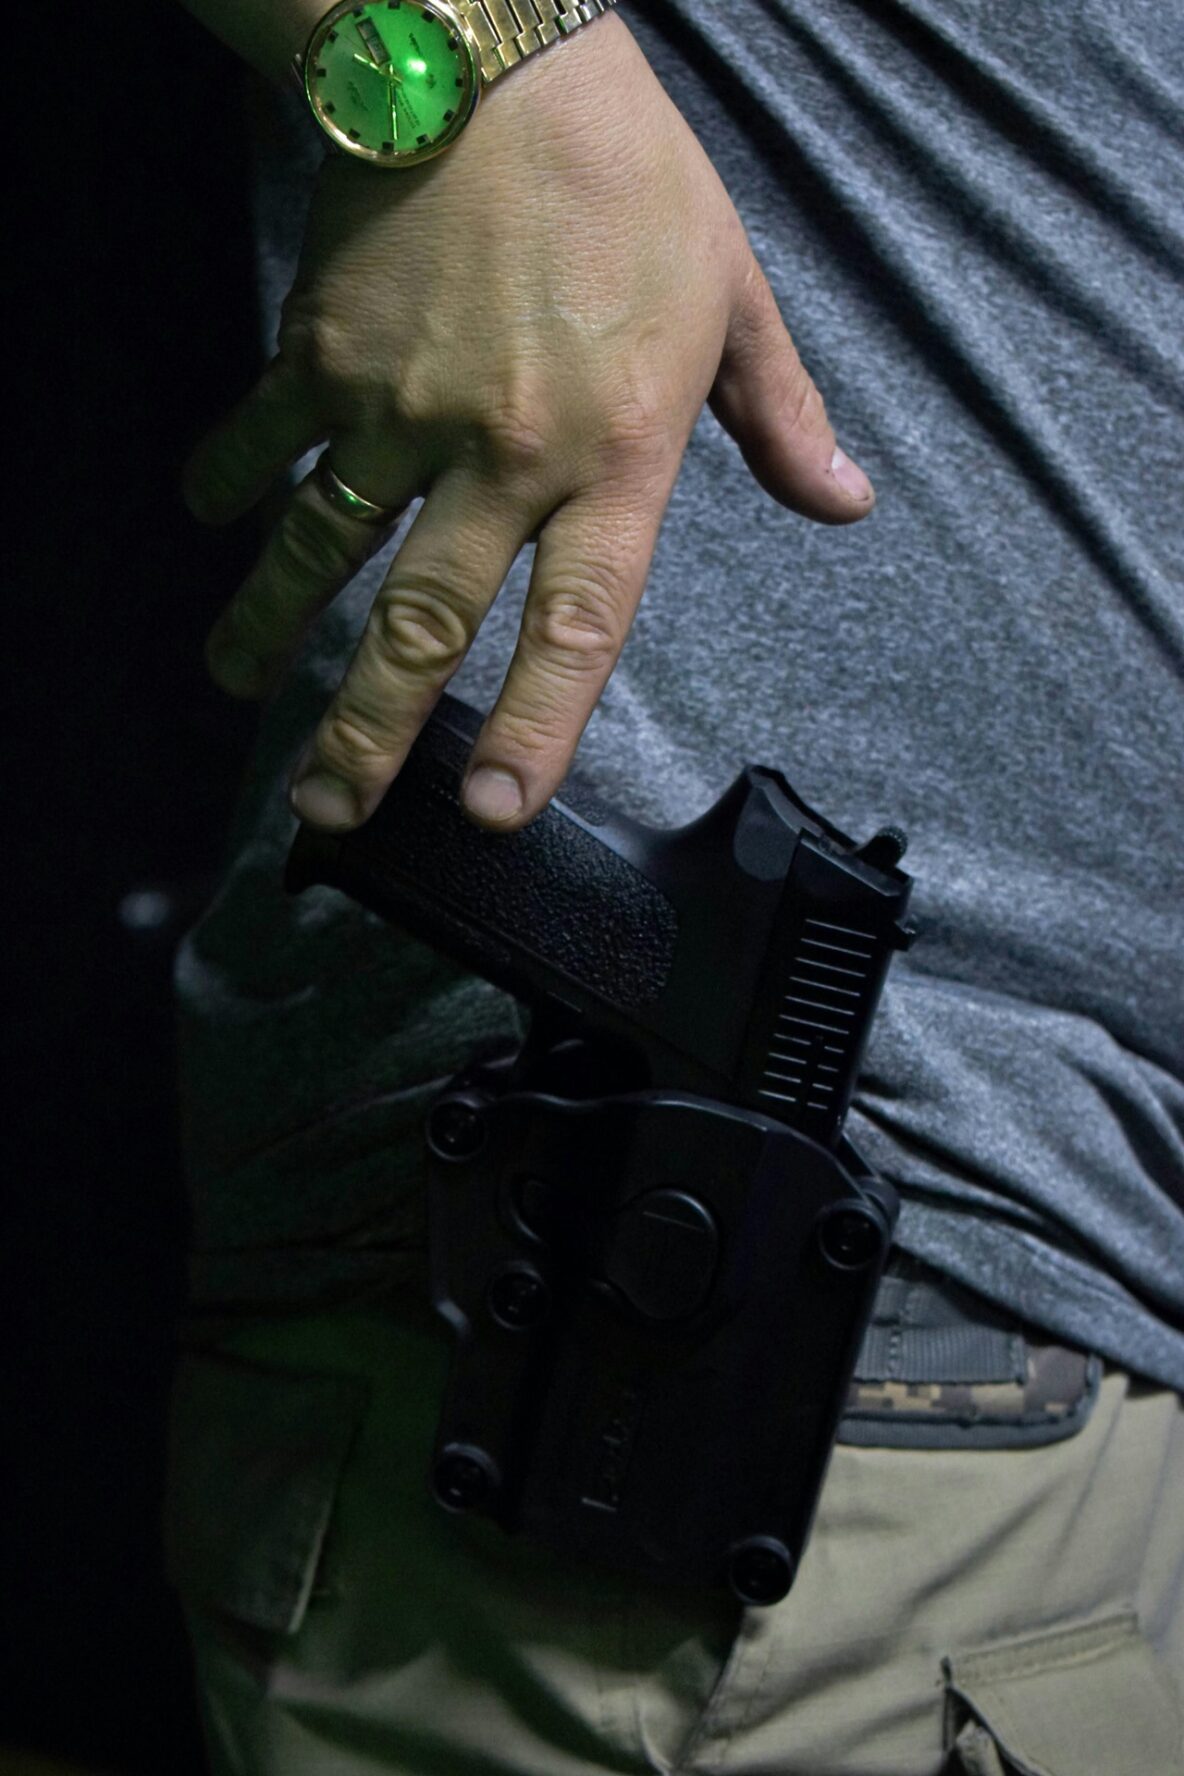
[315,452,403,526]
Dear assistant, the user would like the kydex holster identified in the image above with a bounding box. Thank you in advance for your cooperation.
[285,692,915,1605]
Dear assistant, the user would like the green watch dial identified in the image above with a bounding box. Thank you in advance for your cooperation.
[303,0,481,168]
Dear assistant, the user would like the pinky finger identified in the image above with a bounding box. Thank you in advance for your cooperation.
[182,354,323,527]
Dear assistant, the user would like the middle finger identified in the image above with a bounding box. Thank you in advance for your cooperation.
[287,465,552,828]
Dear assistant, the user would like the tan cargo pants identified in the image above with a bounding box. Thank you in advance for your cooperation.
[164,1286,1184,1776]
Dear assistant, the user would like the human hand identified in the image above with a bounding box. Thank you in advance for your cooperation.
[181,13,875,834]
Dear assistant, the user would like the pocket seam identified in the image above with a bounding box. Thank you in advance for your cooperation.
[947,1608,1139,1684]
[943,1608,1184,1776]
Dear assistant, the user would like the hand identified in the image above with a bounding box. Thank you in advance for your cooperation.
[181,14,875,835]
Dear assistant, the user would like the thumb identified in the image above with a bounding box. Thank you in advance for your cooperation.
[708,255,875,525]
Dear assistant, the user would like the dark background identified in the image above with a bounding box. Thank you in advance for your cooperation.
[6,8,265,1769]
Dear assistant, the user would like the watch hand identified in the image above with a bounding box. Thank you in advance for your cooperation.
[352,51,403,84]
[389,78,399,141]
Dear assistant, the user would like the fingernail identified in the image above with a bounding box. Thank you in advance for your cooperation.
[211,644,264,697]
[290,770,361,829]
[463,766,523,824]
[830,446,874,503]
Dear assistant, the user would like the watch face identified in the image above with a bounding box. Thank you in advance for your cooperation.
[304,0,481,168]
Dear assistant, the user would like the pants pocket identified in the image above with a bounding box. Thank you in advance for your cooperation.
[943,1610,1183,1776]
[162,1345,370,1636]
[166,1312,655,1776]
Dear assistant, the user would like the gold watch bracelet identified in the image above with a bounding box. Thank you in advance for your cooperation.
[452,0,618,84]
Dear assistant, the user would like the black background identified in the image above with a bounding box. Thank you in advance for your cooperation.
[6,7,265,1768]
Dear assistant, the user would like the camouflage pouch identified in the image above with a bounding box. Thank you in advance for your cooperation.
[837,1251,1102,1450]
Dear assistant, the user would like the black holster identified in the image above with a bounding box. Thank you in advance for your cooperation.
[422,1018,898,1607]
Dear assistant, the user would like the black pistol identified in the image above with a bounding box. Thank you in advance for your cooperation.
[285,691,914,1605]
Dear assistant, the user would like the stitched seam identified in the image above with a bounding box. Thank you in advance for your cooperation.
[951,1609,1138,1684]
[673,1615,775,1775]
[695,1619,779,1774]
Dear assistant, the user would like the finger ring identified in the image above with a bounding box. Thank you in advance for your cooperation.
[315,451,404,526]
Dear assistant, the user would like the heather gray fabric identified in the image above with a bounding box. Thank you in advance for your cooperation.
[174,0,1184,1386]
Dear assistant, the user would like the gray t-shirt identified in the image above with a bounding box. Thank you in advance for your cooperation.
[175,0,1184,1387]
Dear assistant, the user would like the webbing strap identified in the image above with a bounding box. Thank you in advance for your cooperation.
[840,1251,1101,1449]
[854,1265,1026,1385]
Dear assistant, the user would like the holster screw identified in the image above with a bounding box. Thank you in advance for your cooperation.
[433,1447,496,1512]
[427,1098,486,1162]
[488,1266,550,1330]
[816,1202,884,1271]
[728,1536,794,1606]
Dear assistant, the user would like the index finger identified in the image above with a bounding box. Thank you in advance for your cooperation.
[460,455,682,829]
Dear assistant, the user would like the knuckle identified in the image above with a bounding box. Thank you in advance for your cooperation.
[481,387,551,476]
[488,700,569,759]
[526,579,622,669]
[389,356,439,431]
[276,502,351,584]
[597,384,672,471]
[781,369,830,442]
[735,250,773,322]
[319,712,390,779]
[370,582,474,676]
[284,309,350,382]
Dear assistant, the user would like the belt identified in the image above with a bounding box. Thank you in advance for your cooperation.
[838,1251,1101,1450]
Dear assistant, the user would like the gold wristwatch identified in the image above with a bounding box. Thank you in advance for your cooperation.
[292,0,619,169]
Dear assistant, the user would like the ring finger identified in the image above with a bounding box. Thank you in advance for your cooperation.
[204,442,421,698]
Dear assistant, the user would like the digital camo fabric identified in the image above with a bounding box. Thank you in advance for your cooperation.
[844,1343,1099,1446]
